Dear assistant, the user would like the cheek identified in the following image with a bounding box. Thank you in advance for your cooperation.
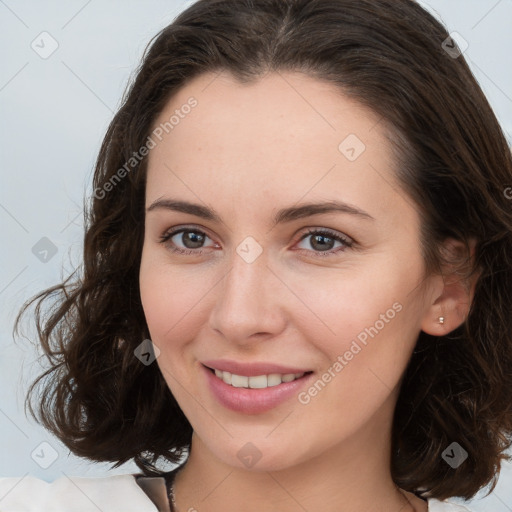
[139,253,214,348]
[291,265,415,341]
[139,260,208,389]
[289,254,424,383]
[139,269,175,339]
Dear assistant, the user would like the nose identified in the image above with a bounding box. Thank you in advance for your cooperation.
[208,247,287,344]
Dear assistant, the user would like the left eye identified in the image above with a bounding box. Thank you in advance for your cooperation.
[294,229,353,256]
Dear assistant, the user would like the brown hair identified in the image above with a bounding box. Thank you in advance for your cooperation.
[14,0,512,501]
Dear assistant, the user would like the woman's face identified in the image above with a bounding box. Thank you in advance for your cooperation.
[139,70,442,471]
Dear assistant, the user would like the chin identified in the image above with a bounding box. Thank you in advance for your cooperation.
[204,437,311,474]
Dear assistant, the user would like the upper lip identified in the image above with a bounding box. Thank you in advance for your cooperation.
[202,359,313,377]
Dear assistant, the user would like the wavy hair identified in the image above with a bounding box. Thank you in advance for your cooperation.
[14,0,512,501]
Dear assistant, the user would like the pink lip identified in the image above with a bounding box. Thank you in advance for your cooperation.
[201,364,314,414]
[201,359,312,377]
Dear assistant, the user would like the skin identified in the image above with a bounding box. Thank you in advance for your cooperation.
[139,70,475,512]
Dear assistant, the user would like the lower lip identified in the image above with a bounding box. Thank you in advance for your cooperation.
[202,364,314,414]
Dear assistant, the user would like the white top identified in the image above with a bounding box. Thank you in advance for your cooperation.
[0,474,476,511]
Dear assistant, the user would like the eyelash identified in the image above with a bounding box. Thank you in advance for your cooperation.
[158,225,354,257]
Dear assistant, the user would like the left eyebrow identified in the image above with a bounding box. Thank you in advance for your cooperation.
[146,198,375,226]
[273,200,374,224]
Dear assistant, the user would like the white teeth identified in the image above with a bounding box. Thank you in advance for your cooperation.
[231,374,249,388]
[212,369,306,388]
[267,374,282,387]
[248,375,267,389]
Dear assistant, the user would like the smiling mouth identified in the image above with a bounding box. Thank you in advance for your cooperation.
[205,365,314,389]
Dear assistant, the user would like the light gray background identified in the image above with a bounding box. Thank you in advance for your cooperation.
[1,1,511,510]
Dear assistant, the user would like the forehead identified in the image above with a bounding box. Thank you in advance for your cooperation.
[145,71,405,224]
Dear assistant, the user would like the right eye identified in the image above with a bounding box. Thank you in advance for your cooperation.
[159,226,218,255]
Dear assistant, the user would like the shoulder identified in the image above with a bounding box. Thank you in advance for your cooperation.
[0,473,165,512]
[427,497,476,511]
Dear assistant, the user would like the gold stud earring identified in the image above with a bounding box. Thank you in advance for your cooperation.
[438,316,445,325]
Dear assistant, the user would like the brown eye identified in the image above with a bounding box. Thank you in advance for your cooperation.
[295,228,353,257]
[159,228,216,255]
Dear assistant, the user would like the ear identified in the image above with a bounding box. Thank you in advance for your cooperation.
[421,237,480,336]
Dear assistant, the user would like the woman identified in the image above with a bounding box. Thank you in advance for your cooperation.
[2,0,512,510]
